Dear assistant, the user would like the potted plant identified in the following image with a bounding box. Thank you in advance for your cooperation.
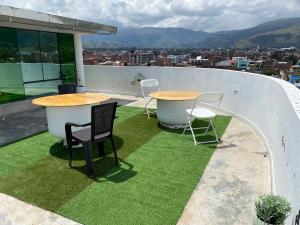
[254,194,291,225]
[130,73,144,85]
[130,73,144,96]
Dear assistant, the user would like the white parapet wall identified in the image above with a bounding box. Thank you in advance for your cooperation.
[84,65,300,223]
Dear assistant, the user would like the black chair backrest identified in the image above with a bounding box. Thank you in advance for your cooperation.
[91,102,117,140]
[58,84,77,95]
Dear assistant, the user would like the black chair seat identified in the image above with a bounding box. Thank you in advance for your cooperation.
[72,128,110,142]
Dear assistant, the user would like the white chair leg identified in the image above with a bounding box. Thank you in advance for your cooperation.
[210,119,219,143]
[145,106,150,119]
[144,98,152,119]
[189,121,197,145]
[182,123,188,135]
[204,122,211,135]
[183,117,191,135]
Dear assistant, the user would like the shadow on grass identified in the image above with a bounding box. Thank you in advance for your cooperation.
[68,157,137,183]
[48,135,137,180]
[49,135,124,161]
[93,159,137,183]
[158,119,222,148]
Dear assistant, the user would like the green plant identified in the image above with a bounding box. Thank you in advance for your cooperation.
[130,73,144,85]
[255,195,291,225]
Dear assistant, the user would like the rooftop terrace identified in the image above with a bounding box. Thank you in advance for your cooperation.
[0,94,270,225]
[0,6,298,222]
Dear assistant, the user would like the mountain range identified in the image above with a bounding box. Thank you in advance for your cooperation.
[82,17,300,49]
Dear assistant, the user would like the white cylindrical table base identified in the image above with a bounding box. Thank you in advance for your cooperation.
[46,104,97,139]
[156,99,194,128]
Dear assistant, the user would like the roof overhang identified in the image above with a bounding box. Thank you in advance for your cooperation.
[0,5,117,34]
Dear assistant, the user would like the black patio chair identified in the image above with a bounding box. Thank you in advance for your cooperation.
[65,102,119,177]
[58,83,77,95]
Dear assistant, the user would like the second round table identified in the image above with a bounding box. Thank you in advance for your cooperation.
[149,90,200,128]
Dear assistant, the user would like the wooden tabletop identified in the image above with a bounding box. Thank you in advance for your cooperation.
[32,93,110,107]
[149,90,200,101]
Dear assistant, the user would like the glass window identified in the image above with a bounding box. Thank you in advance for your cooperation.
[24,80,62,97]
[0,28,76,104]
[57,33,77,84]
[17,29,43,83]
[0,27,24,103]
[40,31,60,80]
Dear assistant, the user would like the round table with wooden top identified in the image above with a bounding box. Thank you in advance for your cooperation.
[33,93,110,139]
[149,90,200,128]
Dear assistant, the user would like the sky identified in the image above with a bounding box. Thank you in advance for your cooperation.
[1,0,300,32]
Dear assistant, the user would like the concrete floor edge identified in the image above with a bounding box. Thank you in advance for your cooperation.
[177,117,271,225]
[218,106,275,193]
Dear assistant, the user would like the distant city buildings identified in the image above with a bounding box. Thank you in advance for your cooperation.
[82,47,300,80]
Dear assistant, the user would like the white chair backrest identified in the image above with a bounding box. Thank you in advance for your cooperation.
[140,79,160,97]
[193,92,224,111]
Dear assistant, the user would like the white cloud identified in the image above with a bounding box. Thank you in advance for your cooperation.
[1,0,300,32]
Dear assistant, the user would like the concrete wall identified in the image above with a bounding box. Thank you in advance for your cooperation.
[84,65,300,223]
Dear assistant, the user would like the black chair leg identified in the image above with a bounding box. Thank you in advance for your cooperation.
[98,141,105,157]
[110,136,119,166]
[83,142,94,177]
[68,145,72,168]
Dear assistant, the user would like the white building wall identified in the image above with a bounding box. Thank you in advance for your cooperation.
[84,65,300,223]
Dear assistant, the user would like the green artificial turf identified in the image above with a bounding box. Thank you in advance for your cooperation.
[0,106,160,211]
[57,116,231,225]
[0,133,59,176]
[114,105,144,124]
[0,106,231,225]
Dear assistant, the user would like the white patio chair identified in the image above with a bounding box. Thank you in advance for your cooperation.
[140,79,160,119]
[183,92,224,145]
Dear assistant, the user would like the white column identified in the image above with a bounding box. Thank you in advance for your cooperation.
[74,33,85,86]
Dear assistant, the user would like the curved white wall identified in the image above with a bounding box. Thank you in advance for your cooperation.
[85,65,300,223]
